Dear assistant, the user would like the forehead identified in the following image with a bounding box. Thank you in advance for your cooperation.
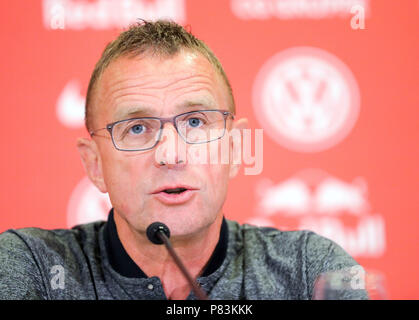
[93,50,229,123]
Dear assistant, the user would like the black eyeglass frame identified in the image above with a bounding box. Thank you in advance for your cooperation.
[89,109,235,152]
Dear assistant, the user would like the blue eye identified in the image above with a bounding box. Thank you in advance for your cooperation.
[188,118,202,128]
[130,124,144,134]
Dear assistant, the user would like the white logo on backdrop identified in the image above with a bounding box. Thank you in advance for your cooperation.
[43,0,186,30]
[231,0,370,20]
[253,47,360,153]
[67,177,111,228]
[247,169,386,258]
[56,80,85,129]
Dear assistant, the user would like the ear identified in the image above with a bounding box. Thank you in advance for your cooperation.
[77,138,107,193]
[229,117,248,179]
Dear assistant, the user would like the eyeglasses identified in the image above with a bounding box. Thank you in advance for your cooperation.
[89,109,234,151]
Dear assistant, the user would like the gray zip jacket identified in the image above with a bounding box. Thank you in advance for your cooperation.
[0,215,365,300]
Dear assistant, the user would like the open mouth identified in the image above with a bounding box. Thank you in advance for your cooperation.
[162,187,188,194]
[151,186,197,204]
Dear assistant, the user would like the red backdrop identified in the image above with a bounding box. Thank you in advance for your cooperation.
[0,0,418,299]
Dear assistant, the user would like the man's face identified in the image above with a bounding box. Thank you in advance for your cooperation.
[81,50,244,237]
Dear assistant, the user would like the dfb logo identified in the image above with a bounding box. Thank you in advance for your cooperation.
[253,47,360,153]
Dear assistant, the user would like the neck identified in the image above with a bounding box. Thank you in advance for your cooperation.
[113,211,224,298]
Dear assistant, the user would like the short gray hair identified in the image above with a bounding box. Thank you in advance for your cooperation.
[85,20,235,131]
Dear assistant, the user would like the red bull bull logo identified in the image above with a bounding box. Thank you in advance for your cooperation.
[249,168,386,258]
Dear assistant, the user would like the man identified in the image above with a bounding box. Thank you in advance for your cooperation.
[0,20,365,300]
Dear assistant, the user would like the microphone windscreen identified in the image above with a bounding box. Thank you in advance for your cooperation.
[146,222,171,245]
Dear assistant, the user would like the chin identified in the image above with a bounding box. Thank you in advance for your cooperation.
[153,211,215,238]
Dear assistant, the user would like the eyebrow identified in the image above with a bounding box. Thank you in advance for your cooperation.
[113,105,154,121]
[113,97,217,121]
[176,96,216,110]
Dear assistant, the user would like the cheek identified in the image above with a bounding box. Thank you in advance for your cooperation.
[201,163,230,204]
[188,140,232,202]
[101,152,149,211]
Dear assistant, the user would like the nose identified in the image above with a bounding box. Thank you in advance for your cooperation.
[154,122,186,169]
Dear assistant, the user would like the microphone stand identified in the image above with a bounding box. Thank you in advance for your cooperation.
[156,230,208,300]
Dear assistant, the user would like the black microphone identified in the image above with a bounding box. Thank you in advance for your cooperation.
[146,222,208,300]
[146,222,171,245]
